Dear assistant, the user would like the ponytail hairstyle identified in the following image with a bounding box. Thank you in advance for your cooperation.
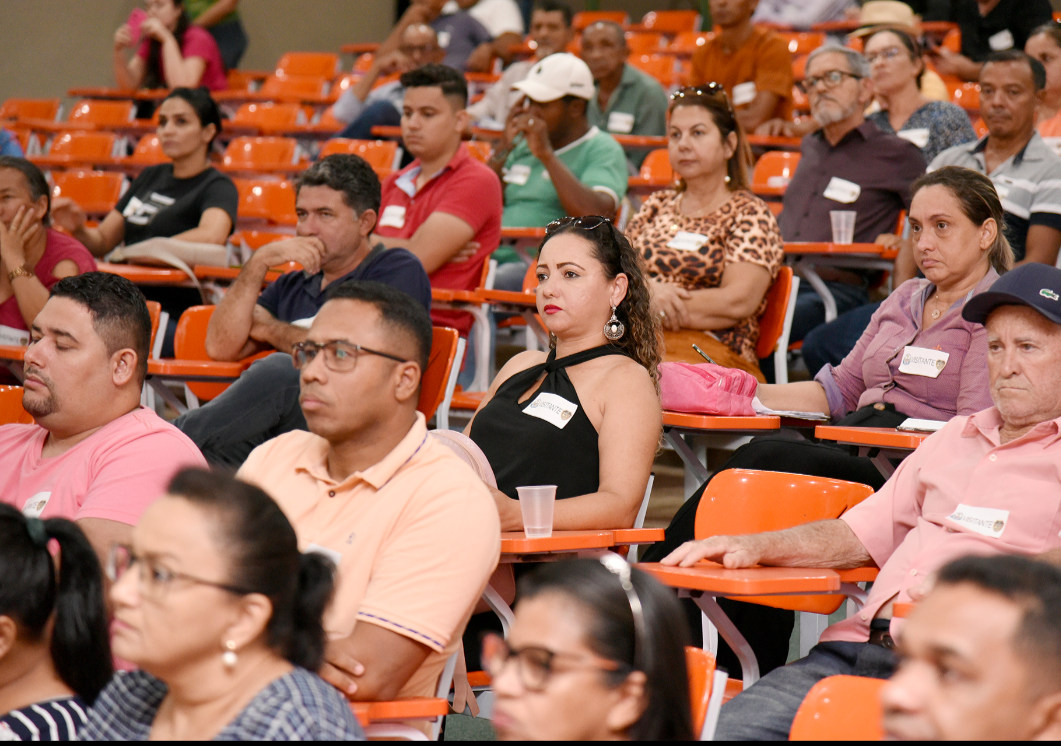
[143,0,191,90]
[165,468,335,671]
[668,84,752,192]
[0,504,113,704]
[911,166,1014,275]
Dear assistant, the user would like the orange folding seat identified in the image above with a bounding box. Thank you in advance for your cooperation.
[789,675,885,740]
[50,170,126,217]
[624,32,664,55]
[221,137,304,174]
[948,80,980,111]
[778,31,826,56]
[124,134,168,168]
[0,386,33,425]
[631,148,674,189]
[234,178,298,226]
[667,31,714,56]
[275,52,340,78]
[257,74,330,101]
[318,139,399,178]
[419,327,460,420]
[67,100,137,128]
[29,131,120,168]
[0,98,62,122]
[627,54,676,87]
[464,141,492,163]
[639,10,702,35]
[231,102,307,132]
[573,10,629,31]
[752,151,801,196]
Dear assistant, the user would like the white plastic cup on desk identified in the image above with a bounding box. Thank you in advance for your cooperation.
[830,210,856,244]
[516,485,557,538]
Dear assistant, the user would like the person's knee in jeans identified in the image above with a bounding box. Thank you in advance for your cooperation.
[338,100,401,141]
[493,259,529,292]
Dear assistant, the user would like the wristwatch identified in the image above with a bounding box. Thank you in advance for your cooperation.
[7,265,33,283]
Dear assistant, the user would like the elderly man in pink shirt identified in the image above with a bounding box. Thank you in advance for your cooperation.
[0,273,205,566]
[664,262,1061,741]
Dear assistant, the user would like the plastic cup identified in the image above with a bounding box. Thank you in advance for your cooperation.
[830,211,856,245]
[516,485,557,538]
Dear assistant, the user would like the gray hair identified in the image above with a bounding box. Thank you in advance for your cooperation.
[586,19,627,47]
[806,44,870,79]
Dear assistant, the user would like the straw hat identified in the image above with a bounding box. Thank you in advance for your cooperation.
[849,1,922,38]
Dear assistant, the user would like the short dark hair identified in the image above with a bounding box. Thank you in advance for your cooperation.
[296,153,382,217]
[533,0,573,27]
[400,63,469,108]
[983,49,1047,91]
[49,272,152,384]
[519,559,694,740]
[326,280,433,373]
[585,19,626,47]
[166,469,336,671]
[937,554,1061,690]
[161,87,223,147]
[0,156,51,225]
[0,504,112,704]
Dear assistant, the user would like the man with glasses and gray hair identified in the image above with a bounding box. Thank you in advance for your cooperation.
[779,44,927,347]
[236,280,500,728]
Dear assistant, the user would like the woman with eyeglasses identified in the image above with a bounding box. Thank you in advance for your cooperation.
[487,555,693,741]
[0,505,112,741]
[625,85,783,380]
[79,468,364,741]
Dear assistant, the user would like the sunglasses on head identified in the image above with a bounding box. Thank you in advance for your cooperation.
[670,82,734,113]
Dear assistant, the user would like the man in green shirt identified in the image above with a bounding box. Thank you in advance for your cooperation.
[487,53,628,286]
[581,20,669,169]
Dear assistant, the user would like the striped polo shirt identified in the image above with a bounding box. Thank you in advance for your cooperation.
[929,132,1061,262]
[0,697,87,741]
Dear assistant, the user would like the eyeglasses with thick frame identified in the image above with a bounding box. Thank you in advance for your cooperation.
[291,339,409,373]
[106,543,251,601]
[799,69,863,94]
[864,45,907,66]
[480,632,627,692]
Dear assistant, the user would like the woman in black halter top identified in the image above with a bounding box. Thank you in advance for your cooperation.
[466,217,663,532]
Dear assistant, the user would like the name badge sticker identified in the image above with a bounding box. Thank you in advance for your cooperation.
[666,231,710,251]
[988,29,1014,51]
[898,346,949,378]
[523,392,579,429]
[607,111,635,133]
[503,164,531,185]
[732,81,757,106]
[823,177,861,204]
[0,324,30,347]
[378,205,406,229]
[946,504,1009,539]
[22,492,52,519]
[897,128,930,148]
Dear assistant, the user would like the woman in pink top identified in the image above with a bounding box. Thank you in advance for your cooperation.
[1027,23,1061,143]
[113,0,227,92]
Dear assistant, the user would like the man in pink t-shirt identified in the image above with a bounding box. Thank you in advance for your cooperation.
[371,64,503,337]
[662,264,1061,739]
[0,272,205,565]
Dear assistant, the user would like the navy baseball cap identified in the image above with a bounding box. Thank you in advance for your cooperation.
[962,263,1061,325]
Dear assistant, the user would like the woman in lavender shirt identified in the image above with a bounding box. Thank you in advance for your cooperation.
[644,166,1011,673]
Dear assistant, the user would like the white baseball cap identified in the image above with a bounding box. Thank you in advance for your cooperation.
[512,53,595,102]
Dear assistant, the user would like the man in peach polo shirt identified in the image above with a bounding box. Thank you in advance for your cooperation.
[664,262,1061,740]
[237,280,500,707]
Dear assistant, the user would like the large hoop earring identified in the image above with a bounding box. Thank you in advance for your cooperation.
[604,306,625,341]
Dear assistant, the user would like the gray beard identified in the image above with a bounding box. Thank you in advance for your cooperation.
[812,100,860,127]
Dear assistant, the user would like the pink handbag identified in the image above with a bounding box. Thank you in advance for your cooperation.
[659,362,758,416]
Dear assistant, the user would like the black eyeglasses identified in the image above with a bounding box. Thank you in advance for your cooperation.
[670,82,734,112]
[481,633,626,692]
[544,215,612,236]
[107,544,252,602]
[291,340,409,373]
[799,69,863,93]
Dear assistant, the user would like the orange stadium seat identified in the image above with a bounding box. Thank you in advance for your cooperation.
[464,141,492,163]
[630,148,674,189]
[792,54,808,81]
[352,53,375,74]
[51,170,125,217]
[628,54,677,86]
[234,179,298,227]
[0,98,62,122]
[667,31,714,55]
[221,137,305,174]
[418,327,461,420]
[624,32,665,55]
[573,10,629,31]
[172,306,231,403]
[639,10,701,35]
[67,100,137,128]
[124,134,167,168]
[948,80,980,112]
[29,131,120,168]
[257,74,330,101]
[752,150,801,199]
[0,386,33,425]
[778,31,826,56]
[275,52,341,79]
[757,266,795,362]
[318,139,399,178]
[231,102,308,132]
[789,675,886,740]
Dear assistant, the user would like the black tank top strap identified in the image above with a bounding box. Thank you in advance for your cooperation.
[543,344,628,373]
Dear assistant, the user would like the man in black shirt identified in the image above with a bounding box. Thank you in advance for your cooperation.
[173,154,431,467]
[927,0,1053,82]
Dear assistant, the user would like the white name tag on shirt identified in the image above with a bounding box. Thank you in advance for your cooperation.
[732,81,757,106]
[607,111,635,133]
[22,492,52,519]
[502,164,531,185]
[666,231,709,251]
[291,315,316,329]
[988,29,1015,51]
[898,346,949,378]
[897,128,930,148]
[0,324,30,347]
[305,543,343,567]
[437,30,452,49]
[823,177,861,204]
[946,504,1009,539]
[378,205,406,229]
[522,392,578,429]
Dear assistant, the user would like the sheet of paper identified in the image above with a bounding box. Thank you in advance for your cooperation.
[751,396,829,421]
[897,418,947,433]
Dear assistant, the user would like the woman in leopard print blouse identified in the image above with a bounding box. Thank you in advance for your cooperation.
[626,85,784,377]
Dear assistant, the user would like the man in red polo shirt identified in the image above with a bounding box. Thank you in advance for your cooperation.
[371,63,502,346]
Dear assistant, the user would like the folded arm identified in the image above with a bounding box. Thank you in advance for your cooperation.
[372,212,476,274]
[322,621,432,700]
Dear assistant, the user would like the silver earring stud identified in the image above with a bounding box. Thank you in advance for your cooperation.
[604,306,625,341]
[222,640,238,669]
